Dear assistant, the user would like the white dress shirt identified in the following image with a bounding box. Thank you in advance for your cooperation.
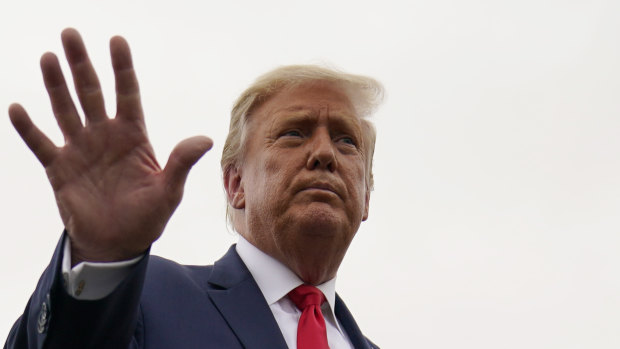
[61,238,142,300]
[62,236,354,348]
[235,236,353,349]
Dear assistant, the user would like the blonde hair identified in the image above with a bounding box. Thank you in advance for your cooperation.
[221,65,384,224]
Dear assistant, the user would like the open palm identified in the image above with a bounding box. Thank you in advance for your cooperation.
[9,29,212,265]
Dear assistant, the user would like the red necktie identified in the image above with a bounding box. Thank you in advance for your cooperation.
[288,285,330,349]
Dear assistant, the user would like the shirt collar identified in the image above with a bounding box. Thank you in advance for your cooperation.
[235,235,338,318]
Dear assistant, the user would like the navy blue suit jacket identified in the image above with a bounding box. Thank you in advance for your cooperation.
[5,235,379,349]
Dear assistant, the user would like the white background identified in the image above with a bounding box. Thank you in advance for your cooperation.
[1,0,619,348]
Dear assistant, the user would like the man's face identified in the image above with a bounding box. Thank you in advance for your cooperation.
[227,81,370,283]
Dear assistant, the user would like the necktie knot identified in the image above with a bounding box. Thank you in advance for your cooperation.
[288,285,326,309]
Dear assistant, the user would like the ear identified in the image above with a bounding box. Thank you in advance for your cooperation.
[224,166,245,209]
[362,186,370,221]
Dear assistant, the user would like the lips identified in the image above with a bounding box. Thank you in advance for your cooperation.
[297,180,343,199]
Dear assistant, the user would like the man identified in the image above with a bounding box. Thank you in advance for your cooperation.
[5,28,383,349]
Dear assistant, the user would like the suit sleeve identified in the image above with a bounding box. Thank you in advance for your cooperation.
[4,232,150,349]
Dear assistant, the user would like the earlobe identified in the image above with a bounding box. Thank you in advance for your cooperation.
[224,166,245,209]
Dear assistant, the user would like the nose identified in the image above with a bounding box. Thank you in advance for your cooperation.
[306,128,337,172]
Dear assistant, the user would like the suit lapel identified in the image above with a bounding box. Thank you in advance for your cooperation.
[335,294,378,349]
[206,246,288,349]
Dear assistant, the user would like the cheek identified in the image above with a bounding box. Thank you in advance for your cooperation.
[264,147,303,178]
[350,163,367,193]
[254,153,295,196]
[345,163,369,212]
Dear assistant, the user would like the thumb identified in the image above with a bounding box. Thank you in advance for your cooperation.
[163,135,213,194]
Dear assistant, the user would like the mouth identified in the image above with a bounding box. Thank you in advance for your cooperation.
[300,182,341,198]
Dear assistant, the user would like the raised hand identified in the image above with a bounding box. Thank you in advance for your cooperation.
[8,28,213,265]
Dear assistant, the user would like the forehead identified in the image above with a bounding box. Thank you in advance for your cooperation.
[250,81,360,125]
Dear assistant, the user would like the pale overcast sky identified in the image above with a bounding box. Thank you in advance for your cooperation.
[1,1,619,347]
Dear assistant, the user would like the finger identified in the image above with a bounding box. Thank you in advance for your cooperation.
[8,104,58,167]
[40,52,83,138]
[110,35,144,121]
[61,28,107,124]
[163,136,214,196]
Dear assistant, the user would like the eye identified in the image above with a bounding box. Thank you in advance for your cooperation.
[281,130,303,138]
[337,136,356,146]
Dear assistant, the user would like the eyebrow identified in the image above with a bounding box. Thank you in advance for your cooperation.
[270,111,317,132]
[271,106,363,136]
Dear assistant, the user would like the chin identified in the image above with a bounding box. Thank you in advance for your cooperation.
[290,203,347,237]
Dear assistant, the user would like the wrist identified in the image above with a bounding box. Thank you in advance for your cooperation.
[69,238,148,267]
